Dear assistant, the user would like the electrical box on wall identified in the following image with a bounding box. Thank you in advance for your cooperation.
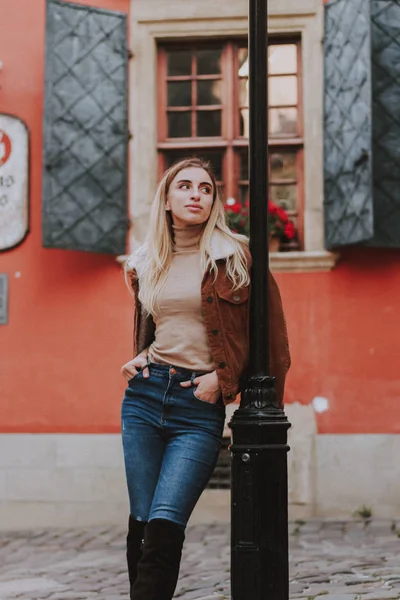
[0,274,8,324]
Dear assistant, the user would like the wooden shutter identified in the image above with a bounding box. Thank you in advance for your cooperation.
[42,0,129,254]
[323,0,374,248]
[369,0,400,247]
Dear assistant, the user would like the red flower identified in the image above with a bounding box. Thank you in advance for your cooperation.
[276,207,289,223]
[284,222,295,239]
[224,201,242,214]
[268,201,278,215]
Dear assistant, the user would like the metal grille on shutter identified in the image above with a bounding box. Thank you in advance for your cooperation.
[42,0,129,254]
[323,0,374,248]
[369,0,400,247]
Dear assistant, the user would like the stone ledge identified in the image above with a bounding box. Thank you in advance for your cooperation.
[270,250,339,273]
[117,251,340,273]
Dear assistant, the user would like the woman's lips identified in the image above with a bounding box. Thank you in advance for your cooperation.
[186,205,202,211]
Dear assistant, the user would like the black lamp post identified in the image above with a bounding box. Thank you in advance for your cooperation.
[229,0,291,598]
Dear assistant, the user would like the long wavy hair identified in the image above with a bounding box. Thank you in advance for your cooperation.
[125,158,250,314]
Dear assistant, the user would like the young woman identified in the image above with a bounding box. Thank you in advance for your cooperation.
[121,158,290,600]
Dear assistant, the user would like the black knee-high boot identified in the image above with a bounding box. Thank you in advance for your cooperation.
[131,518,185,600]
[127,515,147,598]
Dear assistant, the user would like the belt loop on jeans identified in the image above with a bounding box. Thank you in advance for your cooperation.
[190,372,196,386]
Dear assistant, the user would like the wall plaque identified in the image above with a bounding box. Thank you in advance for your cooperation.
[0,115,29,250]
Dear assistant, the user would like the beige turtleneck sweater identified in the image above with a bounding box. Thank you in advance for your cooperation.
[147,224,214,372]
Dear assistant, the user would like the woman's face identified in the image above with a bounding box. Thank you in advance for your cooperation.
[166,167,214,228]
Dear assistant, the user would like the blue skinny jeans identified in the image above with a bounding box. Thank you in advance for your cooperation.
[121,362,225,529]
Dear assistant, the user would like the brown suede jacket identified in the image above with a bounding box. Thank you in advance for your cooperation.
[127,230,290,407]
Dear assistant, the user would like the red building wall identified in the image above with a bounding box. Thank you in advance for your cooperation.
[1,0,399,436]
[0,0,131,433]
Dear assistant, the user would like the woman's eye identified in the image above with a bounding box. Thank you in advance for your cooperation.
[201,187,211,194]
[180,184,189,190]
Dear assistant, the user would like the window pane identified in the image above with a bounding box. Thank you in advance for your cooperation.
[270,184,297,212]
[197,49,222,75]
[238,78,249,107]
[269,76,298,106]
[270,152,297,180]
[197,80,222,105]
[197,110,221,136]
[269,107,298,136]
[238,147,249,181]
[168,112,192,137]
[268,44,297,75]
[239,108,249,137]
[198,150,224,181]
[239,184,249,205]
[238,48,248,76]
[163,149,224,182]
[168,81,192,107]
[167,50,192,76]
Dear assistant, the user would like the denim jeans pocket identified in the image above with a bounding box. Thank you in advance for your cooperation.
[191,387,223,409]
[128,369,143,387]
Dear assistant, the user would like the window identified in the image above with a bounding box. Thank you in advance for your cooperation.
[157,39,303,249]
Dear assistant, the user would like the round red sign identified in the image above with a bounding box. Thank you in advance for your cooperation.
[0,130,12,167]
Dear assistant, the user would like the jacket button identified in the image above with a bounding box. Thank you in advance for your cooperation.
[207,296,213,303]
[233,295,241,302]
[212,329,219,336]
[219,362,226,369]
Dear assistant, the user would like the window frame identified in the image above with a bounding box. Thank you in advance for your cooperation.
[125,0,338,272]
[157,37,305,249]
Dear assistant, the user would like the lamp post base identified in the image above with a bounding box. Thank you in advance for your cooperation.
[230,376,291,600]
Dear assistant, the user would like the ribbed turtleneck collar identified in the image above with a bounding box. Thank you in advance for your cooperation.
[172,224,203,253]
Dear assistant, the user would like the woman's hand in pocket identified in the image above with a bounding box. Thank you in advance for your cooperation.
[121,350,150,382]
[180,370,220,404]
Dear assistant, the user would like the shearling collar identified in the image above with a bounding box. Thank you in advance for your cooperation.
[209,229,237,261]
[127,229,240,277]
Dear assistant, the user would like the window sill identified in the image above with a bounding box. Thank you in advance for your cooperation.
[117,250,339,273]
[270,250,339,272]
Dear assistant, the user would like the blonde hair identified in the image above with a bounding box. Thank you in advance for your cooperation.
[125,158,250,314]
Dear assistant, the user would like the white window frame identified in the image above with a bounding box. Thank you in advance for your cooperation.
[123,0,338,272]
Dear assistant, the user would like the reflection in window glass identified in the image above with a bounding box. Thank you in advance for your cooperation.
[197,80,222,106]
[168,81,192,107]
[270,152,297,180]
[269,76,298,106]
[197,111,221,137]
[269,107,298,136]
[270,184,297,212]
[168,112,191,138]
[238,48,248,75]
[239,108,249,137]
[197,49,222,75]
[268,45,297,75]
[238,78,248,107]
[167,50,192,76]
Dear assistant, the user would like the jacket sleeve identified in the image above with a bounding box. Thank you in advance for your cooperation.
[128,269,156,357]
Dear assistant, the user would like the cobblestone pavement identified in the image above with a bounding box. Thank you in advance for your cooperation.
[0,520,399,599]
